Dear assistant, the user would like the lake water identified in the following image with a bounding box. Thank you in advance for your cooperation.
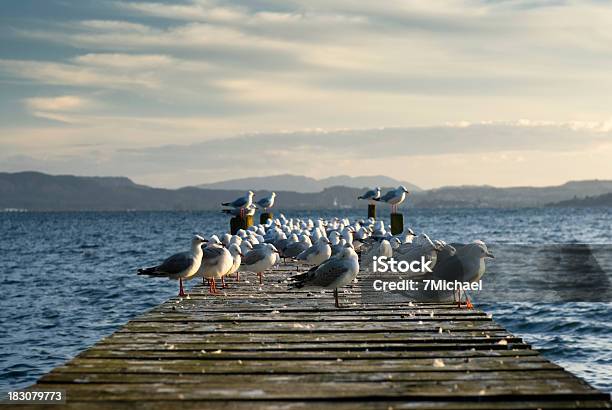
[0,208,611,393]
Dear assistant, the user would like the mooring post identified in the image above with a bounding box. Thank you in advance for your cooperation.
[260,212,273,225]
[230,214,254,234]
[367,204,376,219]
[390,212,403,235]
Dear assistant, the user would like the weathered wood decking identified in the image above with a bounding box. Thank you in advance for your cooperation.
[26,265,610,409]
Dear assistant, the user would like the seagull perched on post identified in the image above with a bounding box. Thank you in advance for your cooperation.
[222,204,256,217]
[375,185,410,213]
[137,235,208,297]
[222,191,254,218]
[288,243,359,308]
[358,187,381,203]
[256,192,276,211]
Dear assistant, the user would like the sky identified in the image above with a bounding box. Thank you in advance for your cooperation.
[1,0,612,189]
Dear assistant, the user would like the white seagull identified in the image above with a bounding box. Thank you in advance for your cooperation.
[358,187,381,203]
[222,191,254,217]
[296,237,332,266]
[195,243,234,294]
[375,185,410,213]
[226,243,244,282]
[137,235,208,297]
[289,244,359,308]
[256,192,277,211]
[240,243,280,285]
[432,241,493,309]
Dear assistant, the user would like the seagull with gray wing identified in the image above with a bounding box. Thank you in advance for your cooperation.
[288,243,359,308]
[358,187,381,203]
[195,243,234,294]
[222,191,254,218]
[432,240,494,309]
[240,243,280,285]
[375,185,410,213]
[296,237,332,266]
[256,192,276,211]
[137,235,208,297]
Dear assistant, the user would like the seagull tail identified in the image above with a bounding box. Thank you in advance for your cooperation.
[137,266,164,276]
[357,195,365,200]
[221,202,231,206]
[287,266,316,289]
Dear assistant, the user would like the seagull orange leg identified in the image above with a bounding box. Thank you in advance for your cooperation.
[465,290,474,309]
[334,288,340,308]
[221,276,228,288]
[258,272,263,285]
[236,271,240,282]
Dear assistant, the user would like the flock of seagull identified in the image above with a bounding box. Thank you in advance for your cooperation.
[138,188,494,308]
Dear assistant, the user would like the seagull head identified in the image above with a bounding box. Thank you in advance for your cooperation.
[474,240,494,258]
[193,235,208,245]
[398,185,410,193]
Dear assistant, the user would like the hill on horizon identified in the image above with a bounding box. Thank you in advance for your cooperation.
[196,174,421,193]
[1,171,612,211]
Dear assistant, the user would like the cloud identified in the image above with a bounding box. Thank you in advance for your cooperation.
[0,59,161,89]
[24,95,90,112]
[2,0,612,188]
[2,122,611,188]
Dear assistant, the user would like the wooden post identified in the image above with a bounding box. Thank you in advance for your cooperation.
[260,212,273,224]
[367,204,376,219]
[390,212,403,235]
[230,214,254,234]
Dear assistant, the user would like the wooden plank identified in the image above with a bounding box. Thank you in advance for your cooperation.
[26,265,610,409]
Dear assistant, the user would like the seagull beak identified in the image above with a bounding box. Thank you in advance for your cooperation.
[486,251,495,258]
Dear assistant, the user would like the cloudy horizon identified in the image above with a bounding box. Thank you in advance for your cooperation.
[1,0,612,188]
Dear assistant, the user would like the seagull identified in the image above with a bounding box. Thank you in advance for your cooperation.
[222,191,254,217]
[283,235,312,259]
[394,233,441,274]
[375,185,410,213]
[256,192,276,211]
[137,235,208,297]
[195,243,234,294]
[226,243,243,282]
[288,243,359,308]
[240,243,280,285]
[358,187,381,203]
[296,237,332,266]
[222,204,256,217]
[432,241,494,309]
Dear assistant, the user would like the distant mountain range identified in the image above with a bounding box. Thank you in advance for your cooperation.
[550,192,612,207]
[197,174,421,192]
[1,171,612,211]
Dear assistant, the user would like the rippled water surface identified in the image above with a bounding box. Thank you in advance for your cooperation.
[0,208,610,392]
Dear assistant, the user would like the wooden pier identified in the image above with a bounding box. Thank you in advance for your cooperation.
[25,266,610,409]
